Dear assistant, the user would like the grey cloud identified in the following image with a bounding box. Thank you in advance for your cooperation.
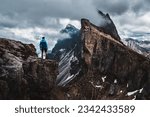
[0,0,150,26]
[93,0,130,15]
[1,0,149,29]
[0,0,150,50]
[131,0,150,14]
[0,0,101,27]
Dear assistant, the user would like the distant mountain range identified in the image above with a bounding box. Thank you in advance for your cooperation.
[125,38,150,58]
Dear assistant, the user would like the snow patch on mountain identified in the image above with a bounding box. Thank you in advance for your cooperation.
[124,38,150,58]
[56,47,80,86]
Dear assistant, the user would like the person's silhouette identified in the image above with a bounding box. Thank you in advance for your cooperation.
[39,37,48,60]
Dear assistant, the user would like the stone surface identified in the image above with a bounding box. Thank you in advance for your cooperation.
[98,10,121,41]
[0,38,57,99]
[78,19,150,99]
[53,19,150,100]
[23,57,58,99]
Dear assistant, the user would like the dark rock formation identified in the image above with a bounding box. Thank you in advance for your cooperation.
[52,19,150,100]
[50,24,82,87]
[52,10,123,87]
[60,24,79,35]
[98,10,121,41]
[79,19,150,99]
[51,24,80,61]
[22,57,57,99]
[0,38,57,99]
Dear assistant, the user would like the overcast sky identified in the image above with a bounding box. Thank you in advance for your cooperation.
[0,0,150,50]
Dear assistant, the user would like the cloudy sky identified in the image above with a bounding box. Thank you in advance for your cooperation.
[0,0,150,51]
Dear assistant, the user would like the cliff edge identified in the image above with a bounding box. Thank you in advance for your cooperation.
[0,38,57,99]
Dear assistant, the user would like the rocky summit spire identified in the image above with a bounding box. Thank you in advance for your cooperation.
[97,10,121,42]
[80,19,150,99]
[50,17,150,100]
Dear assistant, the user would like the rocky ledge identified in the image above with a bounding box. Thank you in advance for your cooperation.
[0,38,57,99]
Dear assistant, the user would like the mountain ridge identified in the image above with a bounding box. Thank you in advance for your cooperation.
[50,17,150,99]
[125,38,150,58]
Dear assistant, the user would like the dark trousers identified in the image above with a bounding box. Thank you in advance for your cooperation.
[41,48,47,60]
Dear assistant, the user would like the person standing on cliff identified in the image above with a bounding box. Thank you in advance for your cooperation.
[39,36,48,60]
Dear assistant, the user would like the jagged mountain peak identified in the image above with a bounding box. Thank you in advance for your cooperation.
[97,10,121,41]
[81,18,123,45]
[98,10,110,20]
[49,14,150,99]
[0,38,58,99]
[50,18,150,99]
[66,24,77,29]
[80,19,150,99]
[60,24,79,35]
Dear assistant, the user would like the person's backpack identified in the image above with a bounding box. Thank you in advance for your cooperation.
[40,41,47,50]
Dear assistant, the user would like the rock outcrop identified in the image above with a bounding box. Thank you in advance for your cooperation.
[79,19,150,99]
[52,19,150,100]
[0,38,57,99]
[98,10,121,41]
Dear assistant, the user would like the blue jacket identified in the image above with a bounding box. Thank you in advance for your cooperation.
[40,38,48,50]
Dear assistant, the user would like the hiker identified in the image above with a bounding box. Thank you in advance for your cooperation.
[40,37,48,60]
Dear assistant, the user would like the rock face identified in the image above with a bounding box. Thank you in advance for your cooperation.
[79,19,150,99]
[98,10,121,41]
[0,38,57,99]
[22,57,57,99]
[52,19,150,100]
[50,24,82,86]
